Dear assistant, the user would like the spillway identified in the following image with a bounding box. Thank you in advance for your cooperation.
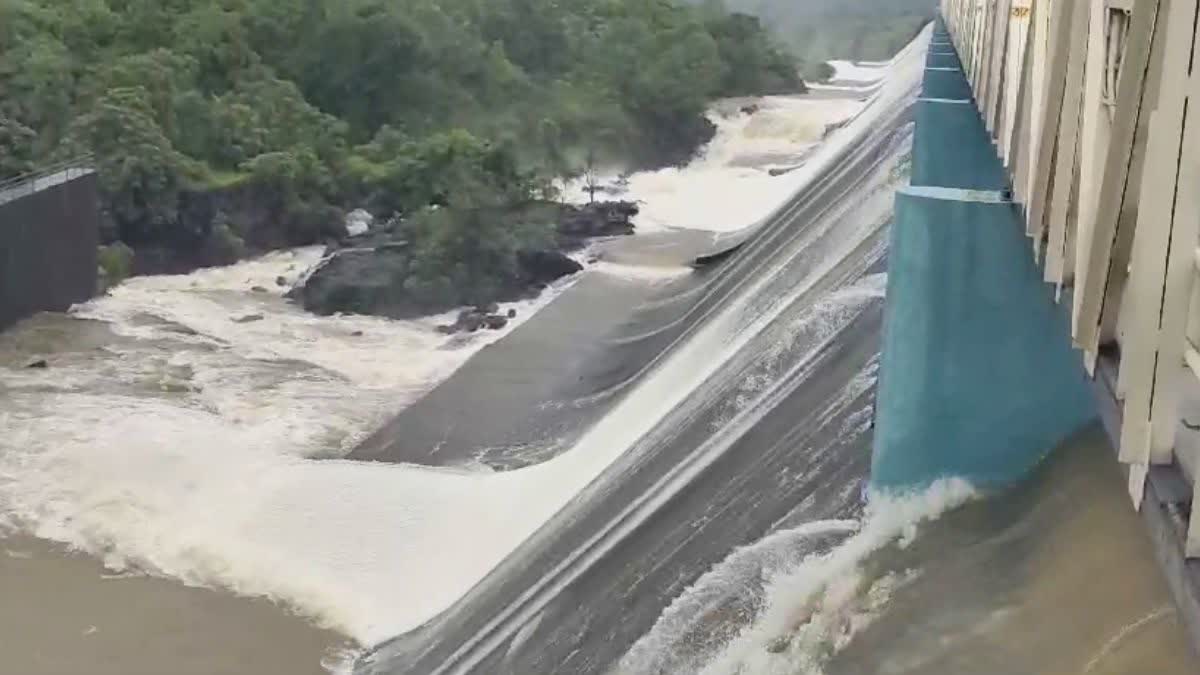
[355,31,925,675]
[3,12,1197,675]
[358,18,1198,674]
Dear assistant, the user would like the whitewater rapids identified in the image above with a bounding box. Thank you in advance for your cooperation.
[0,62,891,653]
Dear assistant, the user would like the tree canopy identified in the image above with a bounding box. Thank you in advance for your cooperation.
[0,0,804,300]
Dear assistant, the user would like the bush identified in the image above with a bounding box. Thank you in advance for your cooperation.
[97,241,135,290]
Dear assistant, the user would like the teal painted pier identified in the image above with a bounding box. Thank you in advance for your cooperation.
[871,25,1096,491]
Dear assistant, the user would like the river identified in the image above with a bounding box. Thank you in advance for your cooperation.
[1,34,1193,675]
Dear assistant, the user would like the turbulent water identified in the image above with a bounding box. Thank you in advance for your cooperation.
[2,32,1193,675]
[0,44,893,651]
[356,43,921,674]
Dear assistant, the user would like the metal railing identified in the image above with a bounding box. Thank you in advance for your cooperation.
[0,156,95,207]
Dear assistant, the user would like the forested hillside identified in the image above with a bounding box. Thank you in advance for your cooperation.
[0,0,800,286]
[695,0,937,64]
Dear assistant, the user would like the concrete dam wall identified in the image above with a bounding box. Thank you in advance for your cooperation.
[0,169,100,331]
[871,24,1096,491]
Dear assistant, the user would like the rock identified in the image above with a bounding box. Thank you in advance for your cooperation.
[517,250,583,285]
[456,311,486,333]
[232,313,264,324]
[557,201,639,240]
[507,309,517,319]
[251,285,268,293]
[740,103,761,115]
[436,307,512,334]
[477,302,500,315]
[276,276,288,287]
[25,359,48,369]
[350,330,364,337]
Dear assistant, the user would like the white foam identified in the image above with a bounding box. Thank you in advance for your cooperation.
[828,60,891,84]
[0,250,574,644]
[562,96,865,235]
[590,261,694,283]
[685,480,977,675]
[618,520,861,675]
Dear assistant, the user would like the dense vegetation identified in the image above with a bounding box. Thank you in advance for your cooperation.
[694,0,937,65]
[0,0,802,300]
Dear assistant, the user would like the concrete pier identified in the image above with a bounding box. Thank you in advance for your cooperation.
[0,167,100,331]
[903,3,1200,653]
[872,24,1095,491]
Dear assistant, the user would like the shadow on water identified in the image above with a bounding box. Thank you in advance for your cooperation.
[830,424,1197,675]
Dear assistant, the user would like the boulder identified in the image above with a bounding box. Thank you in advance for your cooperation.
[232,313,264,324]
[557,201,639,240]
[251,285,268,293]
[740,103,761,115]
[25,359,48,369]
[507,308,517,319]
[456,311,486,333]
[435,308,513,334]
[518,250,583,285]
[276,276,288,287]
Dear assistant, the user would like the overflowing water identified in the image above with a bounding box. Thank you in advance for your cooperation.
[353,34,926,675]
[0,49,896,656]
[564,96,865,234]
[5,27,1188,675]
[619,480,977,675]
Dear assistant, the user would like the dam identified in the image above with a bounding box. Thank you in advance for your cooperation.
[2,7,1200,674]
[919,0,1200,650]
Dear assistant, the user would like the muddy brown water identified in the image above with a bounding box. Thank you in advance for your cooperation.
[0,534,348,675]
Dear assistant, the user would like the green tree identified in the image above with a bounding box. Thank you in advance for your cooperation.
[99,49,198,139]
[4,0,813,284]
[64,88,189,243]
[0,36,74,153]
[0,115,37,178]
